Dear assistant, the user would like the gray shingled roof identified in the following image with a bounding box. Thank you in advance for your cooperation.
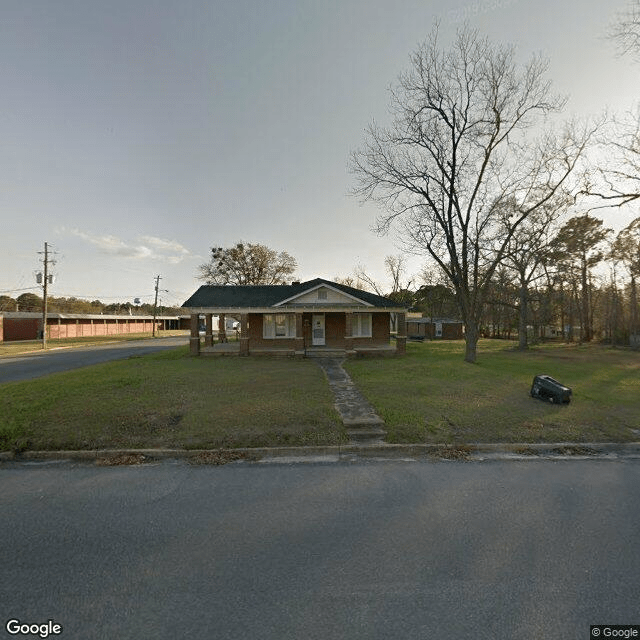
[182,278,403,309]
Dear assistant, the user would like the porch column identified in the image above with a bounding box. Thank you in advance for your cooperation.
[218,313,227,343]
[239,313,249,356]
[344,312,354,353]
[204,313,213,347]
[190,313,200,355]
[396,312,407,355]
[295,312,304,354]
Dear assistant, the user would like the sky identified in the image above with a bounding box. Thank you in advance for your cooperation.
[1,0,638,307]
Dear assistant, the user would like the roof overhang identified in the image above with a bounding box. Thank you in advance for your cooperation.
[183,306,407,314]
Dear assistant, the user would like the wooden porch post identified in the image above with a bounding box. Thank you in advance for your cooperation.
[190,313,200,355]
[239,313,249,355]
[205,313,213,347]
[218,313,227,343]
[396,312,407,355]
[295,312,304,355]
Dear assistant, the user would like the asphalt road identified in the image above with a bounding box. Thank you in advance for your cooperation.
[0,336,188,384]
[1,458,639,640]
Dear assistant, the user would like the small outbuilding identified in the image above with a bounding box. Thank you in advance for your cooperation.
[406,317,464,340]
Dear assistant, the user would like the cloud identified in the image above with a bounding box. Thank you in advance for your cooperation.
[141,236,191,255]
[67,229,193,263]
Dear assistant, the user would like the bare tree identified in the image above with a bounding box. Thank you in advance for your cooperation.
[351,26,595,362]
[353,264,385,296]
[610,0,640,61]
[354,254,414,297]
[583,3,640,208]
[583,106,640,209]
[334,275,356,288]
[353,255,416,331]
[198,242,297,285]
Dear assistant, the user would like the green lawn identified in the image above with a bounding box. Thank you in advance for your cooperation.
[0,347,346,452]
[2,340,638,453]
[344,340,640,444]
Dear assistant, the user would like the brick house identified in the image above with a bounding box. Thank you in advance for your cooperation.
[182,278,408,357]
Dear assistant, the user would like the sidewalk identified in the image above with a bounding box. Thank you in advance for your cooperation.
[314,357,387,444]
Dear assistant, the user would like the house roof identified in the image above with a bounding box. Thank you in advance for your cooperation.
[181,278,405,311]
[407,317,463,324]
[0,312,179,320]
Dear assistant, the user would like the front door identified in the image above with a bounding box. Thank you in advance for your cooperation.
[312,314,325,346]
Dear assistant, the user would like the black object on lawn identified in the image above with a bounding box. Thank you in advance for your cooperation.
[530,375,572,404]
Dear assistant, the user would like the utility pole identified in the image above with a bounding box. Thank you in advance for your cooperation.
[37,242,55,349]
[152,275,161,337]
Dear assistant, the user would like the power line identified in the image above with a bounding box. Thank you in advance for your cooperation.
[0,286,41,294]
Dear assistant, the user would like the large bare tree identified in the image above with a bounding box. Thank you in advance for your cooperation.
[610,0,640,61]
[584,2,640,208]
[198,242,297,285]
[585,106,640,209]
[354,254,414,297]
[351,26,595,362]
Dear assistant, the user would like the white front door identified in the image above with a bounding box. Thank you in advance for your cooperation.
[312,314,325,346]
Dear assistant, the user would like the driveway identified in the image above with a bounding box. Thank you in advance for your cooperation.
[1,458,639,639]
[0,336,188,384]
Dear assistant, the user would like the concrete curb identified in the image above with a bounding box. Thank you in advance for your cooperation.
[2,442,640,464]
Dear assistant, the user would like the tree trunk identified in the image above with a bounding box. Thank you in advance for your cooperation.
[464,323,479,363]
[630,276,639,338]
[581,255,591,342]
[559,284,566,341]
[518,280,528,350]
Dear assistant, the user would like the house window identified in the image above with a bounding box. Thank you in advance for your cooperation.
[263,314,296,339]
[317,289,328,300]
[352,313,372,337]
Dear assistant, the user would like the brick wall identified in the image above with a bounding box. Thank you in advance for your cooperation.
[3,317,40,341]
[47,318,158,339]
[353,312,390,346]
[245,312,391,349]
[0,316,164,342]
[246,313,297,349]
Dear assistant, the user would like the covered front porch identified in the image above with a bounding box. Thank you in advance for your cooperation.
[188,310,406,357]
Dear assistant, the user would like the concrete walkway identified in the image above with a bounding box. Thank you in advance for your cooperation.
[314,358,386,444]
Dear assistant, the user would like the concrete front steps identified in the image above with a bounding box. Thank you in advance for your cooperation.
[305,348,349,358]
[344,416,387,445]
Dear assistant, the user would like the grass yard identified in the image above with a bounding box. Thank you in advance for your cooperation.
[344,340,640,444]
[2,339,638,453]
[0,347,346,452]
